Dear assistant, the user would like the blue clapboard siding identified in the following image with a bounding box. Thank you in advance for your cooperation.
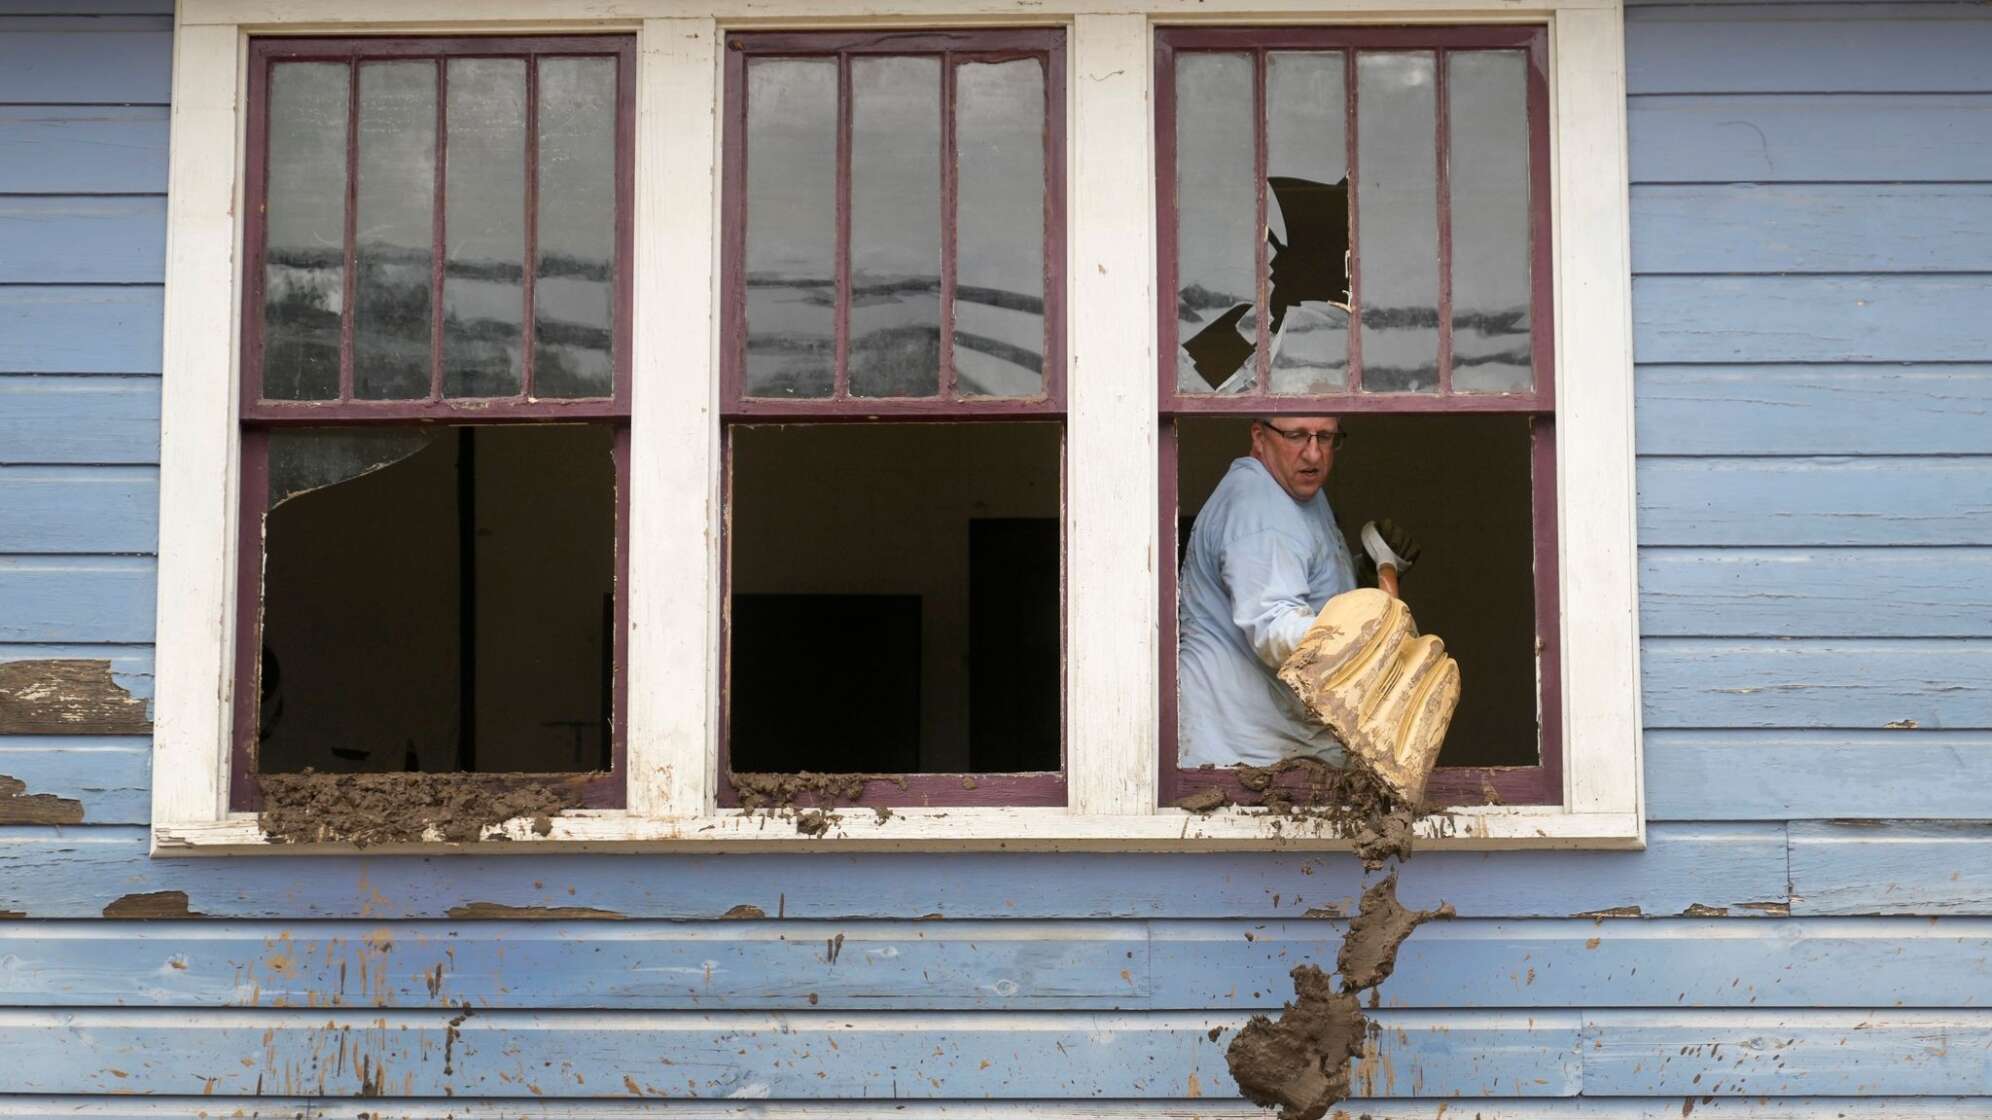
[1790,821,1992,915]
[0,107,169,193]
[1635,275,1992,363]
[1629,94,1992,182]
[0,17,171,104]
[1647,731,1992,819]
[1626,4,1992,94]
[1635,366,1992,456]
[1642,638,1992,728]
[1639,549,1992,636]
[0,824,1791,920]
[1638,458,1992,546]
[0,557,156,642]
[8,917,1988,1011]
[1581,1010,1992,1096]
[0,1006,1585,1100]
[1632,185,1992,273]
[0,198,167,284]
[0,644,153,701]
[0,288,165,374]
[4,1103,1992,1120]
[0,467,158,553]
[0,376,161,465]
[0,738,148,824]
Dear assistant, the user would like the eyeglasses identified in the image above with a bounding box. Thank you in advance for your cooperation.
[1261,424,1346,452]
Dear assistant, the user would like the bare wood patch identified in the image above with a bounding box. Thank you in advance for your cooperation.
[0,774,83,824]
[445,903,626,920]
[103,890,201,919]
[0,659,150,735]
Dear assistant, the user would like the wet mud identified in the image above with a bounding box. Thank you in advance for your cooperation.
[258,770,589,846]
[1221,758,1452,1120]
[729,771,908,835]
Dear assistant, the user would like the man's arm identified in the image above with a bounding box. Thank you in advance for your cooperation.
[1220,529,1319,669]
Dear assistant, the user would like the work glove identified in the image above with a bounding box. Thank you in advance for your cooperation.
[1355,517,1423,589]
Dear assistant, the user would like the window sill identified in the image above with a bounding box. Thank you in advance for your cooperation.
[152,805,1644,854]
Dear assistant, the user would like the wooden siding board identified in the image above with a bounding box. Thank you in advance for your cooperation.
[0,19,172,105]
[1790,820,1992,915]
[0,467,158,553]
[0,287,164,375]
[1626,4,1992,95]
[0,1007,1584,1099]
[1646,731,1992,819]
[0,107,169,193]
[1632,185,1992,274]
[1639,549,1992,637]
[0,824,1789,920]
[1635,276,1992,364]
[1637,458,1992,547]
[0,375,162,465]
[1628,94,1992,183]
[0,557,157,643]
[1642,638,1992,729]
[1581,1009,1992,1096]
[1150,917,1992,1010]
[0,198,167,284]
[16,916,1987,1012]
[0,738,149,825]
[1634,365,1992,456]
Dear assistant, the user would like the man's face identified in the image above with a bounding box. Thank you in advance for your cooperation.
[1249,416,1342,502]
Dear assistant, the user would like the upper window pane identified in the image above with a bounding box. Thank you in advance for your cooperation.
[1164,37,1544,405]
[250,39,630,411]
[728,32,1063,409]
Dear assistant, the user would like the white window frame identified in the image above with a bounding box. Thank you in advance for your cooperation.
[151,0,1641,854]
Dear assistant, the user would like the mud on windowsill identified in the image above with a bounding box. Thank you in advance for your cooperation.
[727,771,909,835]
[257,769,600,847]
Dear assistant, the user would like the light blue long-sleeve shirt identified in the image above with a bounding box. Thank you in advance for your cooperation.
[1178,456,1358,768]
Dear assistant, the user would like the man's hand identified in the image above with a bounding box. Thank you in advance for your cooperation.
[1355,518,1423,589]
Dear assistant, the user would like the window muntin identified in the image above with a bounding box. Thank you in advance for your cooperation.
[230,36,635,812]
[719,30,1067,808]
[724,30,1065,415]
[1155,26,1561,809]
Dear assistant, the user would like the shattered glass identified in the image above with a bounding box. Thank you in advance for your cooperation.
[1266,52,1352,395]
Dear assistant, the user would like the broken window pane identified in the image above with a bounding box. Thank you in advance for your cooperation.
[1174,52,1259,396]
[744,58,838,398]
[1266,52,1351,395]
[1356,52,1440,393]
[353,61,437,401]
[258,424,617,775]
[849,56,943,398]
[533,56,618,398]
[262,62,349,401]
[1448,51,1534,394]
[728,423,1061,774]
[443,58,528,398]
[954,59,1047,398]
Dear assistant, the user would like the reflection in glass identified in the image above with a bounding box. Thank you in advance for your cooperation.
[1266,52,1351,394]
[1448,51,1533,393]
[534,56,618,398]
[1174,52,1257,395]
[263,62,349,401]
[353,61,436,400]
[1356,52,1440,392]
[443,58,526,398]
[744,59,838,398]
[954,60,1046,398]
[848,56,942,398]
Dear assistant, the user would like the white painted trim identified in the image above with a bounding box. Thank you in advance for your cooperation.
[150,0,1641,854]
[154,804,1643,853]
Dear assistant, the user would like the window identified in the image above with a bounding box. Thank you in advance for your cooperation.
[1155,27,1563,808]
[718,30,1068,808]
[153,3,1639,851]
[229,36,634,811]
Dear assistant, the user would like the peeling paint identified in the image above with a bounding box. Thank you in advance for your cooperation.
[103,890,201,919]
[445,903,627,920]
[0,658,151,735]
[0,773,83,824]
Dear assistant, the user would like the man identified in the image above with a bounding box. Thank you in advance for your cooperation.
[1177,416,1360,768]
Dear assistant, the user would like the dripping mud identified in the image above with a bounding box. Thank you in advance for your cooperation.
[1203,758,1453,1120]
